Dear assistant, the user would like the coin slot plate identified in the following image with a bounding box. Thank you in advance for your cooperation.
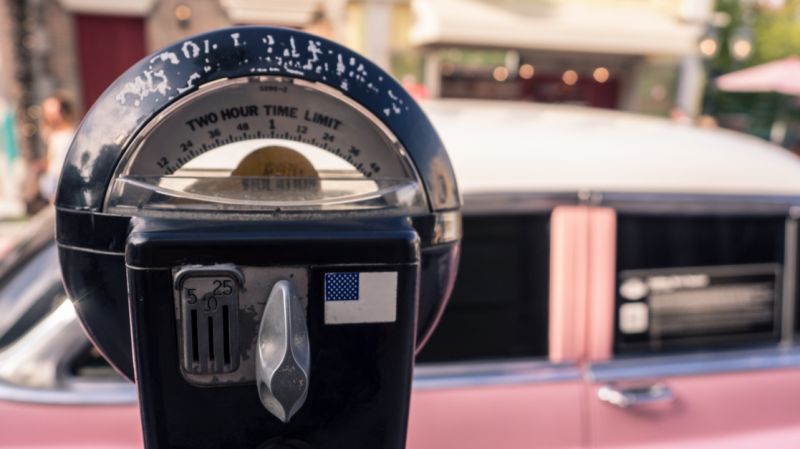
[173,266,309,386]
[175,267,243,375]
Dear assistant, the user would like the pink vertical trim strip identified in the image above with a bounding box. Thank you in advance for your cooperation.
[586,208,617,361]
[549,206,589,362]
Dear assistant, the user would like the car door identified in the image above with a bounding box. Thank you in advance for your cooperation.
[407,203,586,449]
[585,200,800,448]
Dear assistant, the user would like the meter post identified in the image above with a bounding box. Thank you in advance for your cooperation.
[55,26,461,449]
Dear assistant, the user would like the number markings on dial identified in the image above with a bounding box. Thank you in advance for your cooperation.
[161,119,382,177]
[129,80,400,180]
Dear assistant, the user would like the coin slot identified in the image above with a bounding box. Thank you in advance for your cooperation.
[191,309,199,363]
[223,305,231,365]
[176,269,242,377]
[207,316,215,362]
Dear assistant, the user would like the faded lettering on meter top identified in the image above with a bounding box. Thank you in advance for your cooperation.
[185,105,344,132]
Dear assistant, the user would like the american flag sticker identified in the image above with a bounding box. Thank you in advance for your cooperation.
[324,272,397,324]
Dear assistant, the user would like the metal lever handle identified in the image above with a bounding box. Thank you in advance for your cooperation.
[597,383,673,408]
[256,280,310,423]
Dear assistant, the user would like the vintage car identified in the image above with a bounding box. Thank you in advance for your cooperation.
[3,100,800,448]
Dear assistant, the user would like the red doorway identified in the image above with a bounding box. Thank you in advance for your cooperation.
[75,14,147,111]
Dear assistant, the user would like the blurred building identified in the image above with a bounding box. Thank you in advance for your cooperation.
[0,0,714,216]
[406,0,712,114]
[2,0,714,143]
[0,0,352,164]
[45,0,350,112]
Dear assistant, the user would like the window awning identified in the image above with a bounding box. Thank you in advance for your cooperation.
[410,0,703,57]
[220,0,322,27]
[57,0,156,16]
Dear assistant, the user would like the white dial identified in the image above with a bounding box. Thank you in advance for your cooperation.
[105,77,426,215]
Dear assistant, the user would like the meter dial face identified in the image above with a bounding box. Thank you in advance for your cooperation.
[105,77,426,215]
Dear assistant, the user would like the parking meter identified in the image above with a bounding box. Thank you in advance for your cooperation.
[55,27,460,449]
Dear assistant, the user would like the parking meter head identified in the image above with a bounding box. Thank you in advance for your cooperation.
[55,26,461,449]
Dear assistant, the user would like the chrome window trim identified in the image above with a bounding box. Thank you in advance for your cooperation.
[412,359,581,390]
[0,379,137,405]
[600,192,800,214]
[461,191,800,215]
[783,217,797,345]
[462,192,577,214]
[588,346,800,383]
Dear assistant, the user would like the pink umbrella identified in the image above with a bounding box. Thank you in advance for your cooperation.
[716,56,800,95]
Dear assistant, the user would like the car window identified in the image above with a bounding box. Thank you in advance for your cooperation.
[417,213,550,363]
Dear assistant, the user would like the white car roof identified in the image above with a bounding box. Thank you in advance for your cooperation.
[423,99,800,196]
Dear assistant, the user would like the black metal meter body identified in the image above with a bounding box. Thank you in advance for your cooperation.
[55,27,460,449]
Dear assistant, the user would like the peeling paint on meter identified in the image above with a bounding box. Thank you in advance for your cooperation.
[174,266,244,375]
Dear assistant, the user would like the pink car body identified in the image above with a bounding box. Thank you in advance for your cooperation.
[1,402,143,448]
[4,102,800,448]
[409,206,800,449]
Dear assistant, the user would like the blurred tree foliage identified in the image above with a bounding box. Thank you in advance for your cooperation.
[707,0,800,145]
[751,0,800,63]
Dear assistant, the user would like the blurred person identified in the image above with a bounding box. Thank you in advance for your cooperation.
[0,99,24,218]
[38,93,76,202]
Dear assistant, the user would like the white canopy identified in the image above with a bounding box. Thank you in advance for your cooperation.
[423,99,800,196]
[411,0,703,56]
[220,0,321,27]
[57,0,156,16]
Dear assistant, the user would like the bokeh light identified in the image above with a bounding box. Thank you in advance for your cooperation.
[493,66,509,82]
[593,67,610,83]
[562,70,578,86]
[518,64,535,79]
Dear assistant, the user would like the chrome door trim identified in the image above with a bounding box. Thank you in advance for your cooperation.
[2,358,582,403]
[0,379,137,405]
[413,359,581,390]
[588,346,800,383]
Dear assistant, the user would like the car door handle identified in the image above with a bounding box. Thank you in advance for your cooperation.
[597,382,674,408]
